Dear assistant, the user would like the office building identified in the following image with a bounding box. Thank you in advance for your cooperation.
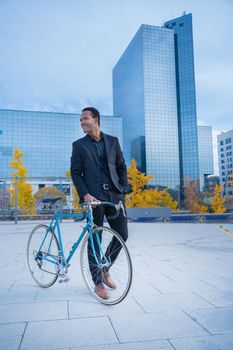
[217,129,233,196]
[113,13,199,190]
[197,126,214,191]
[0,109,122,179]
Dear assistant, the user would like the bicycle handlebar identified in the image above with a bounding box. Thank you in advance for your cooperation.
[81,201,126,219]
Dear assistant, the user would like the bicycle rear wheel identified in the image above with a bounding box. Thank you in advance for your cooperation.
[80,226,132,305]
[27,224,59,288]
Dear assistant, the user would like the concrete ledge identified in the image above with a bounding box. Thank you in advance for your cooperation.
[170,213,233,223]
[127,207,171,222]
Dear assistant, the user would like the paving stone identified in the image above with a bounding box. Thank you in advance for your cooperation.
[0,323,26,350]
[169,333,233,350]
[0,285,37,304]
[0,301,68,323]
[69,296,144,318]
[109,310,208,342]
[194,290,233,307]
[186,307,233,333]
[134,292,214,312]
[20,317,118,350]
[198,277,233,291]
[150,278,218,294]
[71,339,173,349]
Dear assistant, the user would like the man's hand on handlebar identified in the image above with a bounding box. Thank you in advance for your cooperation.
[83,194,100,203]
[81,200,126,219]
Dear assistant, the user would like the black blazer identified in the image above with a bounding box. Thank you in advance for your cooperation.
[70,132,128,199]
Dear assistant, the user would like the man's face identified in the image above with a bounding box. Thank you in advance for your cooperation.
[80,110,98,134]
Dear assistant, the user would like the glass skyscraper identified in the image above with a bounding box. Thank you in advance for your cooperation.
[165,14,199,185]
[0,109,122,178]
[197,126,214,191]
[113,13,199,190]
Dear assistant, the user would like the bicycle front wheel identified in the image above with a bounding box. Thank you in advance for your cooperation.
[80,226,132,305]
[27,224,59,288]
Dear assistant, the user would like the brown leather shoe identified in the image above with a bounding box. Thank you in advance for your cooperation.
[103,272,117,289]
[94,282,110,299]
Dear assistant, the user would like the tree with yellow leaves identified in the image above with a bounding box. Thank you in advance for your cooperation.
[9,148,36,214]
[210,184,226,213]
[183,179,208,214]
[66,170,82,212]
[126,159,153,207]
[126,159,177,209]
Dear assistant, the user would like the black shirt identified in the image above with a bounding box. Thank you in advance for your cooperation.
[88,134,114,189]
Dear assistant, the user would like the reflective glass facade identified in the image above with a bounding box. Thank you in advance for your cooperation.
[165,14,199,184]
[0,109,122,178]
[113,13,199,190]
[113,25,180,189]
[197,126,214,191]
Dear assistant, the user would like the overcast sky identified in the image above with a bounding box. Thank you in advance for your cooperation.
[0,0,232,173]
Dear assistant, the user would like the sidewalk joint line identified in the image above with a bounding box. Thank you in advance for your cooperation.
[107,316,120,343]
[183,310,212,335]
[131,296,147,313]
[167,338,177,350]
[192,291,218,308]
[18,321,28,350]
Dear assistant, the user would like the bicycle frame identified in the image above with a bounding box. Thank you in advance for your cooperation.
[37,211,109,269]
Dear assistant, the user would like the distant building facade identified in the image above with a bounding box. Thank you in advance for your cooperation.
[0,109,122,178]
[197,126,214,191]
[217,129,233,196]
[113,13,199,190]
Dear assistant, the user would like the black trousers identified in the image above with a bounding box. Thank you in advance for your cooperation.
[87,192,128,285]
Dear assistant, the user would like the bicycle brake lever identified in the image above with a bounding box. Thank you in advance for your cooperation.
[106,201,126,220]
[119,201,126,217]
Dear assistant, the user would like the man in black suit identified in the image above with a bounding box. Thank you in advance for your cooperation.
[70,107,128,299]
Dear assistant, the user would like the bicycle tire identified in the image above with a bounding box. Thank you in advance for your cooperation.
[27,224,60,288]
[80,226,132,305]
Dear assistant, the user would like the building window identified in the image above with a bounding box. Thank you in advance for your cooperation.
[221,159,225,164]
[220,140,224,146]
[222,172,225,176]
[179,23,184,27]
[220,147,224,152]
[221,153,224,158]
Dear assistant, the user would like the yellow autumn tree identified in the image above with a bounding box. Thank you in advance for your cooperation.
[66,170,82,212]
[126,159,153,207]
[126,159,178,209]
[9,148,36,214]
[183,179,208,214]
[210,184,226,213]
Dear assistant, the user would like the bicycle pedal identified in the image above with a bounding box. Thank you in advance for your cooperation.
[59,276,70,283]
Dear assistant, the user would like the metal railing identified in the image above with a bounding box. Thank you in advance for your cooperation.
[0,177,76,224]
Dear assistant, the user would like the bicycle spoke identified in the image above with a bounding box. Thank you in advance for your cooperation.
[27,225,59,288]
[80,226,132,305]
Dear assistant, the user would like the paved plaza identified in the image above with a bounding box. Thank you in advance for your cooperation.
[0,220,233,349]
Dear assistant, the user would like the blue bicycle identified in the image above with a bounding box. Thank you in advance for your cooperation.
[27,198,132,305]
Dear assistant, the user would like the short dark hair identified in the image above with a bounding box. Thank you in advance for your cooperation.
[82,107,100,126]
